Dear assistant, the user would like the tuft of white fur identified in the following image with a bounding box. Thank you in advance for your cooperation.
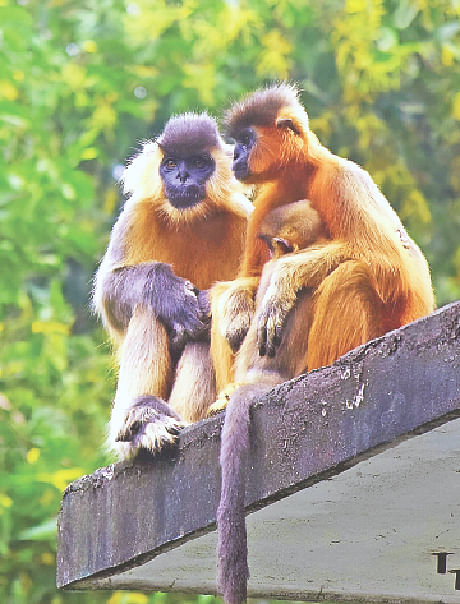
[122,141,164,201]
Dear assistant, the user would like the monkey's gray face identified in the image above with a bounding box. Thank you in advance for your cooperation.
[160,154,215,209]
[232,127,256,182]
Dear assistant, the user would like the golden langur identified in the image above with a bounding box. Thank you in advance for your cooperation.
[215,84,434,604]
[93,113,252,460]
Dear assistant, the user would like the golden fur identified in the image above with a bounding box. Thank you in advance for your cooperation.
[214,85,435,604]
[94,124,252,459]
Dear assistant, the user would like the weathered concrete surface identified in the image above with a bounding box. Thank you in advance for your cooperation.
[68,418,460,603]
[57,301,460,601]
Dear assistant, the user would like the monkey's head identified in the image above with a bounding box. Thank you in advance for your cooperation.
[225,84,311,184]
[123,113,245,224]
[258,199,328,259]
[157,113,219,211]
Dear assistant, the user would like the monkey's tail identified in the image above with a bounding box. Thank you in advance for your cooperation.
[216,386,253,604]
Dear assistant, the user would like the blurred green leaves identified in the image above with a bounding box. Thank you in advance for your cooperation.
[0,0,459,602]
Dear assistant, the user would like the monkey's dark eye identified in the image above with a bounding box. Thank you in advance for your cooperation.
[164,159,177,169]
[191,155,211,169]
[237,129,254,148]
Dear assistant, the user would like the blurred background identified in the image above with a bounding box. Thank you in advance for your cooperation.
[0,0,459,602]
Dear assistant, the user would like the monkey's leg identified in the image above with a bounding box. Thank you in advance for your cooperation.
[211,282,235,393]
[168,342,217,423]
[210,265,302,417]
[307,260,384,371]
[235,260,313,382]
[223,270,289,395]
[109,305,183,459]
[211,278,258,393]
[211,321,235,396]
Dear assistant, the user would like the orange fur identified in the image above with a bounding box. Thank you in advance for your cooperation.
[210,199,327,394]
[94,132,252,458]
[124,198,248,291]
[215,84,435,604]
[230,87,434,371]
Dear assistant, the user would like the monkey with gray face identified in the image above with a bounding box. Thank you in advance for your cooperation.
[215,83,433,604]
[93,113,252,459]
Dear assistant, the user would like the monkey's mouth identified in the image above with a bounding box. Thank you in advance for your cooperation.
[167,185,205,209]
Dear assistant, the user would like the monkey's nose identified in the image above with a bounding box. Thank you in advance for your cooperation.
[176,162,189,183]
[177,170,189,183]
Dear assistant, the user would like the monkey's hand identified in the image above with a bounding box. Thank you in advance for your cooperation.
[116,396,186,456]
[212,279,257,352]
[147,264,207,354]
[225,306,254,353]
[195,289,212,341]
[257,277,296,357]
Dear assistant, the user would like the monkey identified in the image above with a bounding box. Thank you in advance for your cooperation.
[93,113,252,460]
[259,199,325,258]
[227,84,434,362]
[215,84,435,604]
[209,198,328,411]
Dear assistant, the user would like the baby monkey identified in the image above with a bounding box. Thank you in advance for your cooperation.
[259,198,325,258]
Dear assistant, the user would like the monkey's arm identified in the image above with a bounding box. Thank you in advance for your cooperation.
[257,158,422,356]
[103,263,206,346]
[256,241,348,356]
[94,211,206,351]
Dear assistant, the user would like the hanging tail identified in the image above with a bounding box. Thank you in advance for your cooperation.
[216,383,270,604]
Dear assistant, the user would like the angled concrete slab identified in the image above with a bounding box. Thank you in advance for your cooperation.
[57,301,460,602]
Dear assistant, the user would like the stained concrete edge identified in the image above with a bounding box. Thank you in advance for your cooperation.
[57,301,460,590]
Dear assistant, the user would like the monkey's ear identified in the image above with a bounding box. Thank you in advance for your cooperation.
[276,117,301,136]
[275,106,307,138]
[272,237,294,254]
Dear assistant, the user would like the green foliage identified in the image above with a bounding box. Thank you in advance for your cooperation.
[0,0,458,602]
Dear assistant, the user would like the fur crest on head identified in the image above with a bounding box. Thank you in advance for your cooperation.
[225,83,303,138]
[157,112,222,157]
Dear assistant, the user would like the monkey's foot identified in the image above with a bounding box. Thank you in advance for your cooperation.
[116,395,186,456]
[207,383,241,416]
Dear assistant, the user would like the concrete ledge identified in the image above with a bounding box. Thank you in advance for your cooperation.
[57,301,460,602]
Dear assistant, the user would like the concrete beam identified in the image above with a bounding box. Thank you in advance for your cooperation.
[57,301,460,602]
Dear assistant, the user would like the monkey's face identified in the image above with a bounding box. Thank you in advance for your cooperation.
[232,126,287,184]
[160,153,216,209]
[232,127,257,181]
